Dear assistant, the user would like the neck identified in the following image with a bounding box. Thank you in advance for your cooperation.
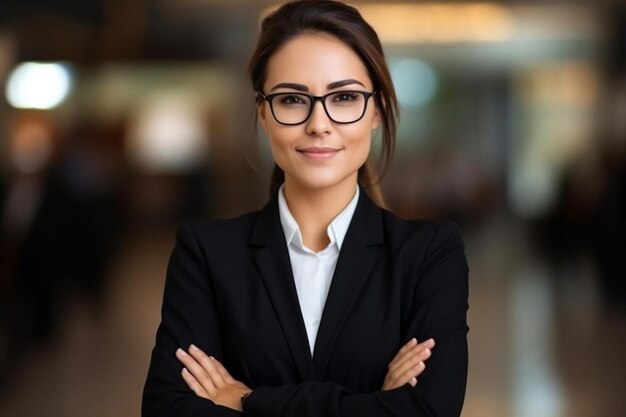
[283,176,357,252]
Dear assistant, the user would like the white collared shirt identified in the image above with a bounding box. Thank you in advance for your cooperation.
[278,184,360,355]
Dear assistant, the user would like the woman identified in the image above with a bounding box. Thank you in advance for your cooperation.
[142,1,469,416]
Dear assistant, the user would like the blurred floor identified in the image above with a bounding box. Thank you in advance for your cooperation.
[0,228,173,417]
[0,212,624,417]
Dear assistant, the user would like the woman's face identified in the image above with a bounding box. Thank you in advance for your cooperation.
[258,32,380,193]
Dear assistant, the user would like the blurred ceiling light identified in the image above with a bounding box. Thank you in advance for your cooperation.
[261,3,514,43]
[509,163,557,218]
[357,3,515,44]
[518,62,600,107]
[5,62,73,109]
[391,58,438,107]
[127,94,208,173]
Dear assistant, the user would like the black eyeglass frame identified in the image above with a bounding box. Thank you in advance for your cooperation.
[256,90,377,126]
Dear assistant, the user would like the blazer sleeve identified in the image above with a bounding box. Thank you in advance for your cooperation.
[243,221,469,417]
[142,222,242,417]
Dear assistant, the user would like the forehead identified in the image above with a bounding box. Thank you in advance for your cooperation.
[264,32,372,90]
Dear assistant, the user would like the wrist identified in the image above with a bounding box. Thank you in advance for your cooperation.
[240,390,252,410]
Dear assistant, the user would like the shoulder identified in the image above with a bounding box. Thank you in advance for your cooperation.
[377,210,469,302]
[355,191,465,257]
[381,209,464,250]
[176,210,261,252]
[379,209,466,270]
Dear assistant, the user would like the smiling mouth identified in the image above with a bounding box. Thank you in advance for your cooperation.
[297,147,342,161]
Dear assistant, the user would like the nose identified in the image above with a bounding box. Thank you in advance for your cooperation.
[305,99,331,136]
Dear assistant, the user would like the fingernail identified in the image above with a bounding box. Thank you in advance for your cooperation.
[176,348,186,356]
[190,344,198,351]
[408,338,417,345]
[410,377,417,386]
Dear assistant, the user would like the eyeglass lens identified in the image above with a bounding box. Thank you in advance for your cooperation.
[270,91,368,124]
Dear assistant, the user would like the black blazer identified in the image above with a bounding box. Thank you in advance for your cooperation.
[142,190,469,417]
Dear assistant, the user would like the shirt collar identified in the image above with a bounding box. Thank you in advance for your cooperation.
[278,184,359,252]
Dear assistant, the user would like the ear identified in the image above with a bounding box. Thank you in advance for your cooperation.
[371,107,381,131]
[257,101,269,134]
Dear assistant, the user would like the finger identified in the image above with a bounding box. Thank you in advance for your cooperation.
[208,355,235,383]
[383,358,422,390]
[188,344,226,386]
[387,361,425,389]
[398,338,419,355]
[181,367,210,400]
[388,338,417,368]
[404,341,433,364]
[389,338,434,368]
[390,339,434,373]
[386,346,432,386]
[383,338,435,390]
[176,348,216,393]
[390,346,431,379]
[421,338,436,350]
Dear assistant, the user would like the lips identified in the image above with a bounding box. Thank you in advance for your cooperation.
[296,146,342,162]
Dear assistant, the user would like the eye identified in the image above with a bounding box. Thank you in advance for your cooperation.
[333,91,360,102]
[277,94,308,105]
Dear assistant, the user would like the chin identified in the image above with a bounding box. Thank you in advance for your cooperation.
[290,172,357,192]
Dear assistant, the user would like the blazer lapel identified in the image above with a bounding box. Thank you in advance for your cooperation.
[312,191,384,378]
[250,197,316,381]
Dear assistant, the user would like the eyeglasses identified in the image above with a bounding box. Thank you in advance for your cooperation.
[257,90,376,126]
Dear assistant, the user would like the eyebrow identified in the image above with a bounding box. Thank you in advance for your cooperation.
[269,79,366,92]
[328,79,365,89]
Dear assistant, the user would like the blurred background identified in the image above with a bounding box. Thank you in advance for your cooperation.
[0,0,624,416]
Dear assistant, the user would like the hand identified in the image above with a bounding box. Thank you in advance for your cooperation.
[176,344,252,411]
[382,338,435,390]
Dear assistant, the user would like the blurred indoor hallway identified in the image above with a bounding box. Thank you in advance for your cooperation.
[0,208,624,417]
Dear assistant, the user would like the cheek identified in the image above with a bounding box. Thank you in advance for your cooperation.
[345,126,373,156]
[356,132,375,168]
[356,137,372,165]
[266,128,295,163]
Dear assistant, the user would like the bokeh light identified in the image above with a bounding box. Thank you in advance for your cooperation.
[390,58,438,108]
[5,62,73,110]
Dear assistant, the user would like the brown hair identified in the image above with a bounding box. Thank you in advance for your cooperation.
[248,0,398,206]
